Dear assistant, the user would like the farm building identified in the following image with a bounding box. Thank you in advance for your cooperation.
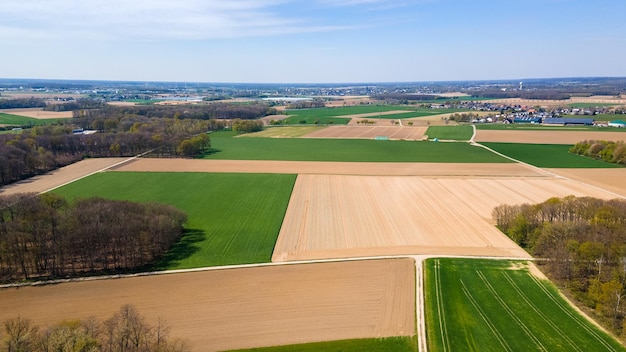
[542,117,594,126]
[608,120,626,128]
[513,116,542,124]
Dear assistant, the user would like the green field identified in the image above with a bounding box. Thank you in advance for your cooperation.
[206,131,510,163]
[52,172,296,269]
[425,258,626,352]
[0,113,49,127]
[283,105,468,125]
[481,142,622,168]
[229,337,416,352]
[425,125,473,140]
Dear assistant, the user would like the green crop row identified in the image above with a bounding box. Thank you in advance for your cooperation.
[425,258,625,352]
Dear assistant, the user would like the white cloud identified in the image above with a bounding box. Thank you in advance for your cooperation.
[0,0,351,41]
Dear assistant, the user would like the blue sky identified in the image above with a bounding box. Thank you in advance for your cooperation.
[1,0,625,83]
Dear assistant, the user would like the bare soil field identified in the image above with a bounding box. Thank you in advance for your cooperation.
[0,259,415,352]
[484,96,626,107]
[545,168,626,198]
[0,107,73,119]
[325,96,371,107]
[272,174,617,262]
[340,110,414,119]
[303,125,427,140]
[0,158,130,196]
[112,159,545,177]
[475,130,626,144]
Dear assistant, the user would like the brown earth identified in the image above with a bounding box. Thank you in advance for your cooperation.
[475,130,626,144]
[0,259,415,352]
[545,168,626,198]
[112,159,546,177]
[272,174,617,262]
[302,125,428,140]
[484,96,626,107]
[0,108,73,119]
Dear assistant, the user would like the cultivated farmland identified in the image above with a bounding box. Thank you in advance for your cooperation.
[3,124,626,351]
[0,259,415,352]
[425,258,626,352]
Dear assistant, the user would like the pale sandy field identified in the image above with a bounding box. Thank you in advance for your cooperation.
[545,168,626,198]
[303,125,427,140]
[112,159,544,177]
[484,96,626,107]
[271,174,617,262]
[0,259,415,352]
[0,107,73,119]
[475,130,626,144]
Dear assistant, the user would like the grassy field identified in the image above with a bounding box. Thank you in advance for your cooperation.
[283,105,468,125]
[228,337,416,352]
[206,131,510,163]
[481,142,622,168]
[424,258,626,352]
[425,125,473,140]
[53,172,296,269]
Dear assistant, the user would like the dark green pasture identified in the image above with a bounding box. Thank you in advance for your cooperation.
[481,142,623,168]
[52,172,296,269]
[206,131,510,163]
[425,258,626,352]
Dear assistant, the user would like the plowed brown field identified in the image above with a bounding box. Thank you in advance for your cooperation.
[0,259,415,352]
[0,108,73,119]
[303,125,427,140]
[272,174,618,262]
[113,159,543,177]
[475,130,626,144]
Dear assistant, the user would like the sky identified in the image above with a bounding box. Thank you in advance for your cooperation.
[1,0,625,83]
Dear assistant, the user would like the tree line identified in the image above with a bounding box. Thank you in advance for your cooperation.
[570,140,626,166]
[0,304,189,352]
[493,196,626,334]
[0,193,187,283]
[0,98,46,109]
[70,102,276,121]
[0,117,217,187]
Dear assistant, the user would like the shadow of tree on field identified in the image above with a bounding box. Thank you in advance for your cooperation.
[153,229,206,270]
[202,148,222,157]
